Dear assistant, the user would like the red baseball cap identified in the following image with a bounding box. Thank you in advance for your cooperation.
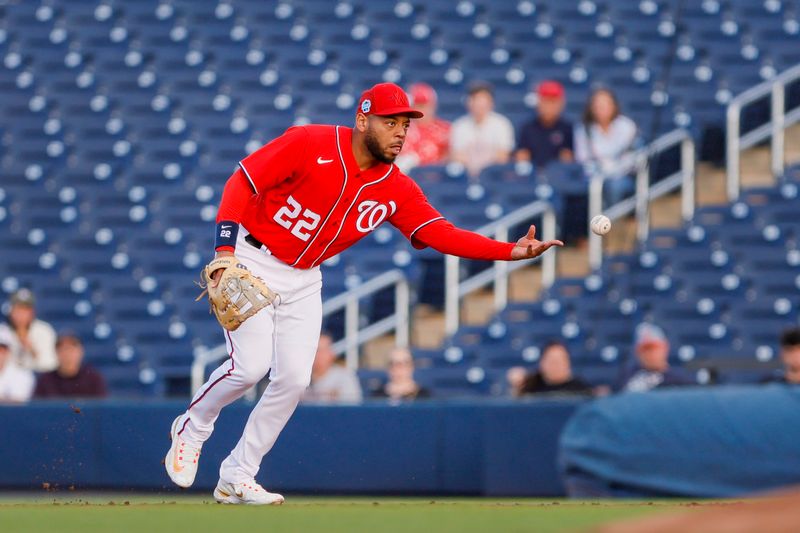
[537,80,565,99]
[357,82,424,119]
[409,82,437,106]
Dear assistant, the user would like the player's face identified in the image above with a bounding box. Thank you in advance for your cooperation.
[782,345,800,384]
[365,115,411,164]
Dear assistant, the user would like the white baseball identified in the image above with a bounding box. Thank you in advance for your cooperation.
[591,214,612,235]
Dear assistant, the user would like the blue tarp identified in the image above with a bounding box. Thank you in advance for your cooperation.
[559,385,800,497]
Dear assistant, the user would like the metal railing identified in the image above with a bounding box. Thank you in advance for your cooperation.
[190,268,410,394]
[588,128,696,271]
[444,200,557,335]
[726,63,800,201]
[322,269,410,370]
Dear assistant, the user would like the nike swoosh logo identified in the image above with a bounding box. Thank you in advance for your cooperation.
[317,157,334,164]
[221,225,232,229]
[172,451,184,473]
[235,490,244,498]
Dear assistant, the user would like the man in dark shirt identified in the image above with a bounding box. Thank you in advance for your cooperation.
[34,332,107,398]
[515,80,574,168]
[618,323,695,392]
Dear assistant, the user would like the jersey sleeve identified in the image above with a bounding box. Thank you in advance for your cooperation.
[216,168,253,224]
[389,177,515,261]
[388,178,446,249]
[238,126,309,193]
[413,220,515,260]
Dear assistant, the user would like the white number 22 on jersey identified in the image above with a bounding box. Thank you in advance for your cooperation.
[273,195,321,242]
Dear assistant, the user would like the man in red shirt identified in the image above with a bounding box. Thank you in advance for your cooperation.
[164,82,562,504]
[395,82,451,172]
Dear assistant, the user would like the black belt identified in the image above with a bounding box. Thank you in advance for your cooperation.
[245,234,264,249]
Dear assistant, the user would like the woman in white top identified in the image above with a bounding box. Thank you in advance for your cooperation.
[0,289,57,372]
[574,88,638,206]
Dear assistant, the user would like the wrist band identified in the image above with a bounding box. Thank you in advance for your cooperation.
[215,221,239,250]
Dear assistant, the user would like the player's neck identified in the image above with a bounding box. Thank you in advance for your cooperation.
[351,135,378,171]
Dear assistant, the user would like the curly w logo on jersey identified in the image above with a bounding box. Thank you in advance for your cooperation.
[355,200,397,233]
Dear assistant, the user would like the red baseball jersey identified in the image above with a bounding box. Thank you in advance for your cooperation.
[217,125,515,268]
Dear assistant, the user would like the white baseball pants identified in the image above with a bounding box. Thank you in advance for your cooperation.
[177,229,322,484]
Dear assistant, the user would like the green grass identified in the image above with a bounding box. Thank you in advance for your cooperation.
[0,494,704,533]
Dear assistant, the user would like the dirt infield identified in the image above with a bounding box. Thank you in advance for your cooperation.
[596,487,800,533]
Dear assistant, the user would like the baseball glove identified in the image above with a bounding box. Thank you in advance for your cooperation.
[196,256,278,331]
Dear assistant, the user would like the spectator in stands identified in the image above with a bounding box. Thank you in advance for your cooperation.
[0,289,57,372]
[34,332,107,398]
[373,347,430,401]
[507,341,593,396]
[450,81,515,178]
[303,333,363,404]
[0,330,35,404]
[395,82,451,172]
[619,323,694,393]
[515,81,574,168]
[778,327,800,384]
[574,87,638,205]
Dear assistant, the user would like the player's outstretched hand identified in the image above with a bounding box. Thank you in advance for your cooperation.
[510,225,564,260]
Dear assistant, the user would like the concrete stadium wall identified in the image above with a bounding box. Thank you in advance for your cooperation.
[0,399,583,496]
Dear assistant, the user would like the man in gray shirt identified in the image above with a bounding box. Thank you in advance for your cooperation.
[303,333,363,404]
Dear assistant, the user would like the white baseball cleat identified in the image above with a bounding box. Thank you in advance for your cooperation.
[164,415,201,488]
[213,479,285,505]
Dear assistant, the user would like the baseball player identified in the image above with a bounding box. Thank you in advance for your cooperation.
[165,82,563,504]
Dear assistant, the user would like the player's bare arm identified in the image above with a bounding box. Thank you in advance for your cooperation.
[510,225,564,260]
